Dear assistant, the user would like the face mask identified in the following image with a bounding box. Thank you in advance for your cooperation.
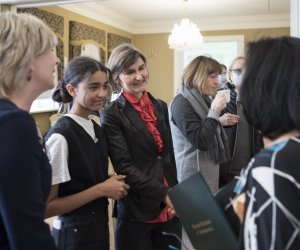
[232,73,243,87]
[218,73,227,88]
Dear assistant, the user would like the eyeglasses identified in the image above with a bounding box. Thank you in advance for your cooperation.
[229,68,243,75]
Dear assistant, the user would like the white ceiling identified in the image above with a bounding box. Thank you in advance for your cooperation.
[83,0,290,22]
[1,0,290,33]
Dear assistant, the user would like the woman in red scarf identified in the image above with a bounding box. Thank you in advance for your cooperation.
[100,44,181,250]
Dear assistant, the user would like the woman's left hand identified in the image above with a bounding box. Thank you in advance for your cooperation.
[164,194,177,215]
[219,112,240,126]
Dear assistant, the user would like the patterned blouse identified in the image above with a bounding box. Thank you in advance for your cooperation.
[235,136,300,250]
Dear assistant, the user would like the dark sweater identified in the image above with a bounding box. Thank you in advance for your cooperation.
[0,99,56,250]
[45,116,108,214]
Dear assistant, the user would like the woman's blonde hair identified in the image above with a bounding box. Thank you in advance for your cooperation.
[0,12,57,98]
[181,56,221,94]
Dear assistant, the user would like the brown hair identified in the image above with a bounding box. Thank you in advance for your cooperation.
[107,43,146,94]
[181,56,221,93]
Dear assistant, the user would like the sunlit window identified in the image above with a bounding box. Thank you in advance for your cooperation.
[30,48,59,113]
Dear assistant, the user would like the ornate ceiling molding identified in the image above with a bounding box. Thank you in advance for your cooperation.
[62,4,289,34]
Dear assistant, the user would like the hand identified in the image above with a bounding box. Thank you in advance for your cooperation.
[164,194,177,216]
[219,113,240,126]
[99,175,130,200]
[211,92,227,112]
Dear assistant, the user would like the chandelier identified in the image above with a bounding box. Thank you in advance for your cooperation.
[168,0,203,51]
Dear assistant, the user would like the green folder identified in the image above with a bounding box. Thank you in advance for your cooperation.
[169,172,238,250]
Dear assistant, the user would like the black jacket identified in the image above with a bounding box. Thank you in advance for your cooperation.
[219,84,263,187]
[100,93,178,222]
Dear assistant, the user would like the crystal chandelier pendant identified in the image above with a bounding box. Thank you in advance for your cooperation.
[168,18,203,51]
[168,0,203,51]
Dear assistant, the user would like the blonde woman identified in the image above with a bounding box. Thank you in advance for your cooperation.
[0,12,59,249]
[169,55,230,249]
[170,56,229,192]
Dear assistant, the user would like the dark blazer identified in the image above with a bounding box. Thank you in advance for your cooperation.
[100,93,178,222]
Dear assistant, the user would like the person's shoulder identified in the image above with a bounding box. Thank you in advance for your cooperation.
[104,94,126,110]
[0,106,38,151]
[249,143,285,171]
[147,92,163,101]
[171,93,189,107]
[0,106,35,133]
[169,94,192,118]
[100,101,119,122]
[102,100,117,112]
[275,137,300,161]
[52,115,74,128]
[150,95,167,107]
[45,116,74,139]
[0,102,30,120]
[99,100,121,126]
[154,98,167,105]
[46,132,67,146]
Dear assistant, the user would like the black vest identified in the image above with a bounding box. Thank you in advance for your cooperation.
[45,116,108,214]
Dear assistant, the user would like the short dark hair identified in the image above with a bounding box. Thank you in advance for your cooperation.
[241,36,300,139]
